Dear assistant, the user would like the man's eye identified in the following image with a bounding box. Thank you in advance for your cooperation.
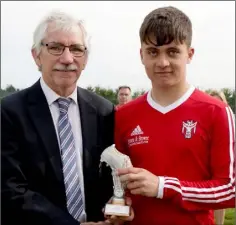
[168,50,179,56]
[50,46,62,51]
[71,47,83,53]
[147,50,157,56]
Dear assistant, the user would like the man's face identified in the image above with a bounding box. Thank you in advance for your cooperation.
[118,88,132,105]
[32,23,88,92]
[140,36,194,89]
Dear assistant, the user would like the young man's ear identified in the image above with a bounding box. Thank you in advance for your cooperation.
[187,47,195,64]
[31,48,42,70]
[140,48,145,65]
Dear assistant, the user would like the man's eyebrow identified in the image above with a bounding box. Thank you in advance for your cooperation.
[145,45,181,50]
[48,42,84,46]
[145,46,159,50]
[166,46,181,51]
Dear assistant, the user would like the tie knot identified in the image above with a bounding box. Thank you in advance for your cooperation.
[57,98,71,114]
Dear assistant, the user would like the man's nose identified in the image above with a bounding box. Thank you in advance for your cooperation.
[59,47,74,64]
[156,55,170,68]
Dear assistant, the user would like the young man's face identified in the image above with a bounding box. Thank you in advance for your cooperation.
[140,36,194,89]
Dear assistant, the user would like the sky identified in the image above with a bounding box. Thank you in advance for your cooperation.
[1,1,235,91]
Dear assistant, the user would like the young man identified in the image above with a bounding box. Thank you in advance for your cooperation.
[115,6,235,225]
[117,86,132,108]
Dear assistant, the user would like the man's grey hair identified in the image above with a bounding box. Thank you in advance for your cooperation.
[32,10,91,56]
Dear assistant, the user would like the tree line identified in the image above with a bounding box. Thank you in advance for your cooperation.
[0,85,146,106]
[1,84,235,112]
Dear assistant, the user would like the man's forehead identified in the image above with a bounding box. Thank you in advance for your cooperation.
[45,25,84,45]
[119,88,130,93]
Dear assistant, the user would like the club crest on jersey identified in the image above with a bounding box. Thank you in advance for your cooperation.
[182,120,197,139]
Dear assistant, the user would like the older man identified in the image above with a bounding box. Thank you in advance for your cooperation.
[1,11,131,225]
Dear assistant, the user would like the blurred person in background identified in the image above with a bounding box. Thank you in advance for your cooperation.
[116,85,132,108]
[208,89,232,225]
[208,89,228,104]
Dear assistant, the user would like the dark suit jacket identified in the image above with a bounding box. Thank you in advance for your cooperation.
[1,80,114,225]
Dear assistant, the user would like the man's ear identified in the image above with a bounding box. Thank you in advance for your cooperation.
[140,48,144,65]
[82,52,88,70]
[31,48,42,70]
[187,47,195,64]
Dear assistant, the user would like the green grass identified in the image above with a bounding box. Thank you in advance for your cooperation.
[224,209,235,225]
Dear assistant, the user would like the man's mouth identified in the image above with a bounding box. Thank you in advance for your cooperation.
[54,69,76,72]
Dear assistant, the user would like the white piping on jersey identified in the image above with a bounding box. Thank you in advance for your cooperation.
[147,85,195,114]
[165,177,235,201]
[183,194,235,203]
[165,184,182,194]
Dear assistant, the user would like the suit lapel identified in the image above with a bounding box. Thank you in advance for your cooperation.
[77,88,98,213]
[27,80,64,183]
[77,87,97,172]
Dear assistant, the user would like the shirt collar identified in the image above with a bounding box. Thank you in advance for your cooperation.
[40,77,78,106]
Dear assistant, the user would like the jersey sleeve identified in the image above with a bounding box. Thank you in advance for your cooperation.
[157,105,235,211]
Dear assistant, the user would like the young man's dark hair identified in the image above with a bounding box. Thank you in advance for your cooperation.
[139,6,192,47]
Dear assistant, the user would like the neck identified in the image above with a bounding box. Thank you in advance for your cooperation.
[44,79,76,97]
[42,76,76,97]
[151,82,190,107]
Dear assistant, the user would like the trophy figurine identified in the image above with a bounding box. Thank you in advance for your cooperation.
[100,144,133,217]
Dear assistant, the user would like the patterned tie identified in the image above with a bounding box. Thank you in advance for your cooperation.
[57,98,84,220]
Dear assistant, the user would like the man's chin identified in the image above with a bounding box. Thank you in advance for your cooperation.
[55,79,77,89]
[55,74,78,83]
[154,80,177,88]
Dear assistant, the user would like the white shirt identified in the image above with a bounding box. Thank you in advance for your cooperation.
[40,78,87,222]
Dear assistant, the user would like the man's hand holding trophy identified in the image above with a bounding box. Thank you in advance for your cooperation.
[100,144,134,224]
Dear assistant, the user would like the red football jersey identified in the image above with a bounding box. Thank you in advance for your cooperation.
[115,86,235,225]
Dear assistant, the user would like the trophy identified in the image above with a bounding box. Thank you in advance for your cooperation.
[100,144,133,217]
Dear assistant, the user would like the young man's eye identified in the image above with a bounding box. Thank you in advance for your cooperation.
[147,50,157,56]
[168,50,179,56]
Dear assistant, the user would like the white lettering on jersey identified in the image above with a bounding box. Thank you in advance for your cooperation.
[128,125,149,146]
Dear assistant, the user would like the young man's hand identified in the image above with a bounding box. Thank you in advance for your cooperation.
[118,167,159,197]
